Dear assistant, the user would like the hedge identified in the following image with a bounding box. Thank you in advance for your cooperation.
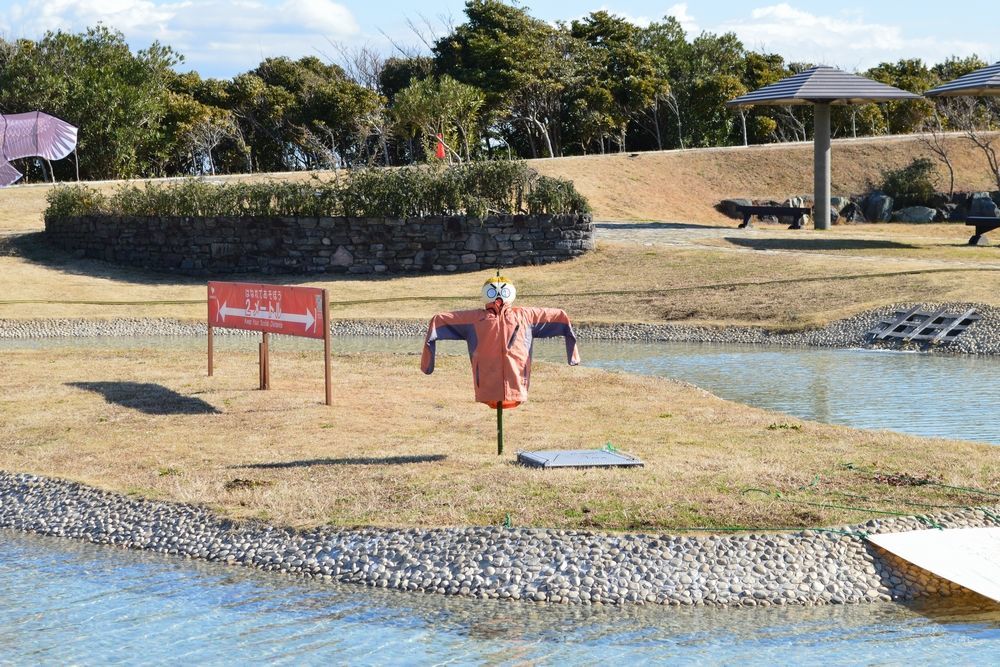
[45,162,591,219]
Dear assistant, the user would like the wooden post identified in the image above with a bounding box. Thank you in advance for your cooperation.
[497,404,504,456]
[259,332,271,390]
[322,289,332,406]
[263,332,271,390]
[207,324,214,377]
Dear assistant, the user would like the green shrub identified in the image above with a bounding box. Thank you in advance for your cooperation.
[879,158,938,208]
[526,175,592,215]
[43,162,589,220]
[46,186,108,217]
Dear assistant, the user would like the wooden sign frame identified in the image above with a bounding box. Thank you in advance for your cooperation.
[207,282,331,406]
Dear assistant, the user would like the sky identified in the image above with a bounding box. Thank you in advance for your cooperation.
[0,0,997,79]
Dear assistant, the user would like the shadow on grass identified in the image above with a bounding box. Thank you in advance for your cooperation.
[67,381,220,415]
[596,221,732,231]
[724,237,918,251]
[235,454,447,469]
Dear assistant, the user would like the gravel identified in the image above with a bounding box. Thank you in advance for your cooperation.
[0,472,995,608]
[4,302,1000,355]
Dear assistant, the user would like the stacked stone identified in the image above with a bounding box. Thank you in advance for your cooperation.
[43,214,594,276]
[0,472,993,607]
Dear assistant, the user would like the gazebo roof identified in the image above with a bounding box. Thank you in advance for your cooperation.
[727,65,921,107]
[925,62,1000,97]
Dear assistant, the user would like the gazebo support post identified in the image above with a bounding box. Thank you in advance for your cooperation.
[813,102,832,230]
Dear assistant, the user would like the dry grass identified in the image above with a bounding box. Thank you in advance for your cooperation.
[533,133,999,223]
[1,347,997,532]
[5,236,1000,328]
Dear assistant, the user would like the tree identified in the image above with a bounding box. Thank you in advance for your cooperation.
[570,11,662,153]
[866,59,937,135]
[0,26,181,180]
[920,105,957,197]
[392,75,485,161]
[944,96,1000,190]
[185,111,242,175]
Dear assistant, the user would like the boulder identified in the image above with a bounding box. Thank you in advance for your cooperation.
[718,198,753,219]
[891,206,937,223]
[969,193,1000,218]
[830,196,850,213]
[838,201,866,224]
[863,192,894,222]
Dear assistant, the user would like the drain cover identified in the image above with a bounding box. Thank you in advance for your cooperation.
[868,307,979,345]
[517,449,644,469]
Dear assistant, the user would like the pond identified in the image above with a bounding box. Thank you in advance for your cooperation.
[6,334,999,445]
[2,530,997,664]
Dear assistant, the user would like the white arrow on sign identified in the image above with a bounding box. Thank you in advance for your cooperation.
[218,302,316,332]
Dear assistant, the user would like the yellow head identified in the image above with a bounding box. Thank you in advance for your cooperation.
[482,275,516,306]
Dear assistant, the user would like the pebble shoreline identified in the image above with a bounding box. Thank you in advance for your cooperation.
[4,301,1000,355]
[1,472,996,608]
[3,306,1000,608]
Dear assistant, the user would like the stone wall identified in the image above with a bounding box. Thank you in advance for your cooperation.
[43,214,594,275]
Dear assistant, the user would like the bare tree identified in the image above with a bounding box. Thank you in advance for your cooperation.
[186,113,241,175]
[945,96,1000,190]
[662,91,684,149]
[919,105,957,198]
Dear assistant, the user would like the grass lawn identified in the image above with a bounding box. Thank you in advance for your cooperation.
[1,347,997,532]
[4,233,1000,329]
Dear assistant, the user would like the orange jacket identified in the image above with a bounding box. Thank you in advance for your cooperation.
[421,302,580,408]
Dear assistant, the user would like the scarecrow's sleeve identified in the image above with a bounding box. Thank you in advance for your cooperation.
[421,310,480,374]
[523,308,580,366]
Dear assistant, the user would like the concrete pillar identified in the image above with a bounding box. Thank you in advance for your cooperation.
[813,102,832,230]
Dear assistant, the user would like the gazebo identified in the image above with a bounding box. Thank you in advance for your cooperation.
[727,66,921,230]
[925,62,1000,97]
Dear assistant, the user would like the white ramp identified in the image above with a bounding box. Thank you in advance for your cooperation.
[868,527,1000,602]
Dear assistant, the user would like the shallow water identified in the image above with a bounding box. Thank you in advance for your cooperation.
[6,334,1000,444]
[1,530,997,665]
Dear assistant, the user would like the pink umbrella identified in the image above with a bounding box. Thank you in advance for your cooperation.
[0,111,78,186]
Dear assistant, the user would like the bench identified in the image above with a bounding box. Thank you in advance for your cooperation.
[966,216,1000,245]
[735,205,812,230]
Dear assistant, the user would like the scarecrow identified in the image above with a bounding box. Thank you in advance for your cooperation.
[421,274,580,454]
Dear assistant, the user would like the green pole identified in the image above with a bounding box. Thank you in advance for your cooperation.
[497,404,504,456]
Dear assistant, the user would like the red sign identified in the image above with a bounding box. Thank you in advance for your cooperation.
[208,282,325,339]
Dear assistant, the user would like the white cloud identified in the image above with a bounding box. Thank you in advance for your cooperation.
[0,0,360,76]
[665,3,698,36]
[719,3,991,69]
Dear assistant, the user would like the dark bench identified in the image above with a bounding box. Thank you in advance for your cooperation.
[967,216,1000,245]
[735,205,812,230]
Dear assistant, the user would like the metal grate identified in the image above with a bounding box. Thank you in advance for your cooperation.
[517,449,644,469]
[868,307,979,346]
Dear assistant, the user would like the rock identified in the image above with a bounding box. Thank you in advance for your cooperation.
[838,202,866,224]
[331,245,354,267]
[863,192,894,222]
[891,206,937,223]
[830,196,850,213]
[969,193,1000,218]
[717,198,753,219]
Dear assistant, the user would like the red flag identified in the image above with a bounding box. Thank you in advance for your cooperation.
[435,133,446,159]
